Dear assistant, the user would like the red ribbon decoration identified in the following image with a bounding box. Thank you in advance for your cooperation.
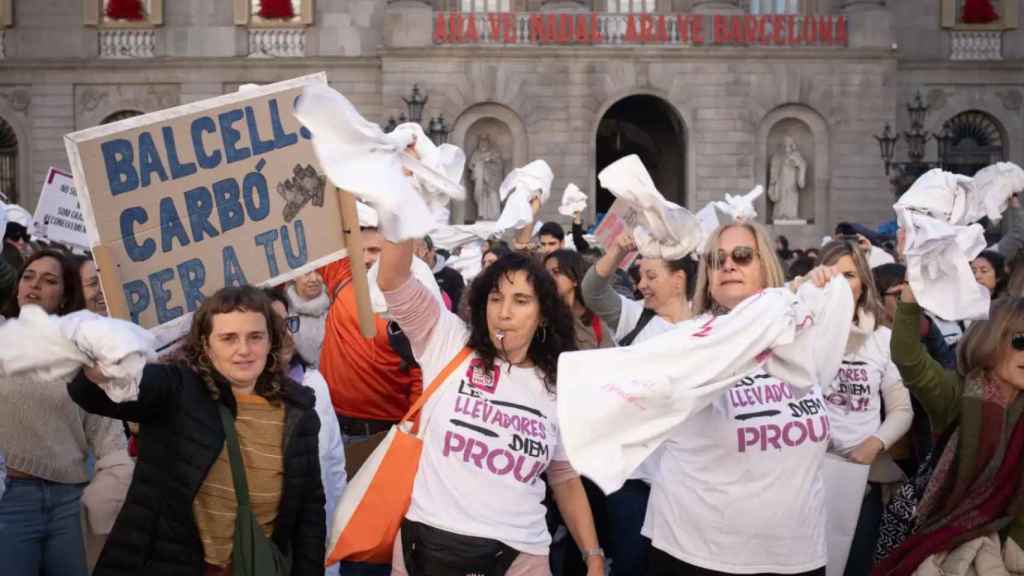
[105,0,145,21]
[257,0,296,20]
[961,0,1000,24]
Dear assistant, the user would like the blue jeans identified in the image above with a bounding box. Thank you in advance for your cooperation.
[0,477,89,576]
[606,479,651,576]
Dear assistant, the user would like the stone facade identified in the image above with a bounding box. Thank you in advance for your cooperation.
[1,0,1022,247]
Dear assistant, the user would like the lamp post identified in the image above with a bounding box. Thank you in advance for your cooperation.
[382,84,451,146]
[874,91,951,196]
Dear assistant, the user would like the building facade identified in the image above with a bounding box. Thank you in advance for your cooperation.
[0,0,1021,247]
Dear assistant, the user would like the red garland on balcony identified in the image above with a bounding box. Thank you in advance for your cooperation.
[105,0,145,21]
[258,0,296,20]
[961,0,1000,24]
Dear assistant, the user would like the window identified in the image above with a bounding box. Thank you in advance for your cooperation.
[605,0,656,12]
[235,0,313,27]
[0,116,17,203]
[84,0,164,27]
[460,0,510,11]
[750,0,800,14]
[942,110,1007,176]
[101,110,144,125]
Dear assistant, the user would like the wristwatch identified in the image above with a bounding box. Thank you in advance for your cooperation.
[582,547,605,560]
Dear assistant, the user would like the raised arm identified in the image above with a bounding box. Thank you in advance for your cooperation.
[890,289,962,433]
[68,363,182,424]
[572,212,590,252]
[513,196,542,250]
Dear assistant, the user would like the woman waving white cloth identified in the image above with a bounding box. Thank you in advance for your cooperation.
[557,273,854,493]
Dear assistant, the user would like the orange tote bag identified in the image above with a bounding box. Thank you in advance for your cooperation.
[325,346,471,565]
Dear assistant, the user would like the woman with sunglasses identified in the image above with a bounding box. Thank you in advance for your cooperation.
[873,286,1024,576]
[645,221,840,576]
[265,287,346,576]
[579,231,697,576]
[816,240,913,576]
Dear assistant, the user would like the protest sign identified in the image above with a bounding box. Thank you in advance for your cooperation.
[32,167,89,249]
[65,73,371,334]
[592,198,640,270]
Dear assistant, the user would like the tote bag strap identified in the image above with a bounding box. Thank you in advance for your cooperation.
[402,346,472,434]
[218,403,254,509]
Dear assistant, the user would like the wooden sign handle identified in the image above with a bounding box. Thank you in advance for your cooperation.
[91,244,131,322]
[336,187,376,339]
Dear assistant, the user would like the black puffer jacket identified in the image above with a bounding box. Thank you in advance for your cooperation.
[68,363,325,576]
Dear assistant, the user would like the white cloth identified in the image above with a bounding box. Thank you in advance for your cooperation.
[430,222,499,252]
[0,199,7,239]
[613,295,685,345]
[367,256,445,318]
[597,155,702,261]
[447,243,485,283]
[823,455,871,576]
[695,186,764,253]
[356,201,379,228]
[293,85,464,242]
[5,202,32,230]
[896,169,991,322]
[0,306,156,402]
[299,368,346,576]
[965,162,1024,225]
[868,246,895,268]
[557,276,853,493]
[494,160,554,234]
[407,304,569,555]
[824,314,912,453]
[558,183,588,217]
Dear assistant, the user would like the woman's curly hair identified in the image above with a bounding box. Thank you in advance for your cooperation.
[180,286,287,402]
[466,252,577,393]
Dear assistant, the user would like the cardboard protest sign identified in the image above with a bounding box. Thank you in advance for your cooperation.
[65,73,369,334]
[592,198,640,270]
[32,167,89,249]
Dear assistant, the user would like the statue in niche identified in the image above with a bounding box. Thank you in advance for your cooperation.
[768,135,808,223]
[467,134,504,220]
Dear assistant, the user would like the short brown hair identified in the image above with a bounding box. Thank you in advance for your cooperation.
[819,239,886,325]
[180,286,286,401]
[693,222,786,315]
[957,296,1024,379]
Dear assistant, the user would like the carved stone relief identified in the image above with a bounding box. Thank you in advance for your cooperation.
[0,88,30,114]
[74,83,180,129]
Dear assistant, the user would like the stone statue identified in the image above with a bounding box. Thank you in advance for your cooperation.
[468,134,504,220]
[768,135,807,222]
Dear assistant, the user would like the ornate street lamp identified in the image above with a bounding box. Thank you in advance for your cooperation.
[874,91,952,196]
[402,84,428,125]
[380,84,451,145]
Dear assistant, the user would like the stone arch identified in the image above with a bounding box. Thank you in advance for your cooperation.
[756,103,831,236]
[450,102,528,223]
[940,110,1008,176]
[921,88,1021,171]
[590,88,693,215]
[101,109,145,125]
[0,98,31,207]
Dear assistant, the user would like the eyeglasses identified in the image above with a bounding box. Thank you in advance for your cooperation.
[285,315,300,334]
[1012,333,1024,352]
[706,246,758,269]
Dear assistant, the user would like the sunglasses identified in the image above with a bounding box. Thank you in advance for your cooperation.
[285,315,300,334]
[1013,333,1024,352]
[706,246,758,269]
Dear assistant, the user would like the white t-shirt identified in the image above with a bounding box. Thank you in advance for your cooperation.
[824,327,901,453]
[643,369,830,574]
[406,307,568,555]
[614,296,682,344]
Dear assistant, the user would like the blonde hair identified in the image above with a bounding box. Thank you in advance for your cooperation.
[693,222,786,315]
[957,296,1024,379]
[819,240,886,325]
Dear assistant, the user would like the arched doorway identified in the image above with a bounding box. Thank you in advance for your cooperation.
[942,110,1007,176]
[595,95,686,214]
[101,110,145,125]
[0,115,18,203]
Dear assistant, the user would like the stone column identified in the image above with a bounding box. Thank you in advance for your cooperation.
[840,0,892,48]
[384,0,434,48]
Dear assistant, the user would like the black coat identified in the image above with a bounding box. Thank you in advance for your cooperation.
[68,364,326,576]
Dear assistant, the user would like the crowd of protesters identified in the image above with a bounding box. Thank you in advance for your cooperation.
[3,128,1024,576]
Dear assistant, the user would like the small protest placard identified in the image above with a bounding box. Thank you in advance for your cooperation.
[592,198,640,270]
[32,167,89,249]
